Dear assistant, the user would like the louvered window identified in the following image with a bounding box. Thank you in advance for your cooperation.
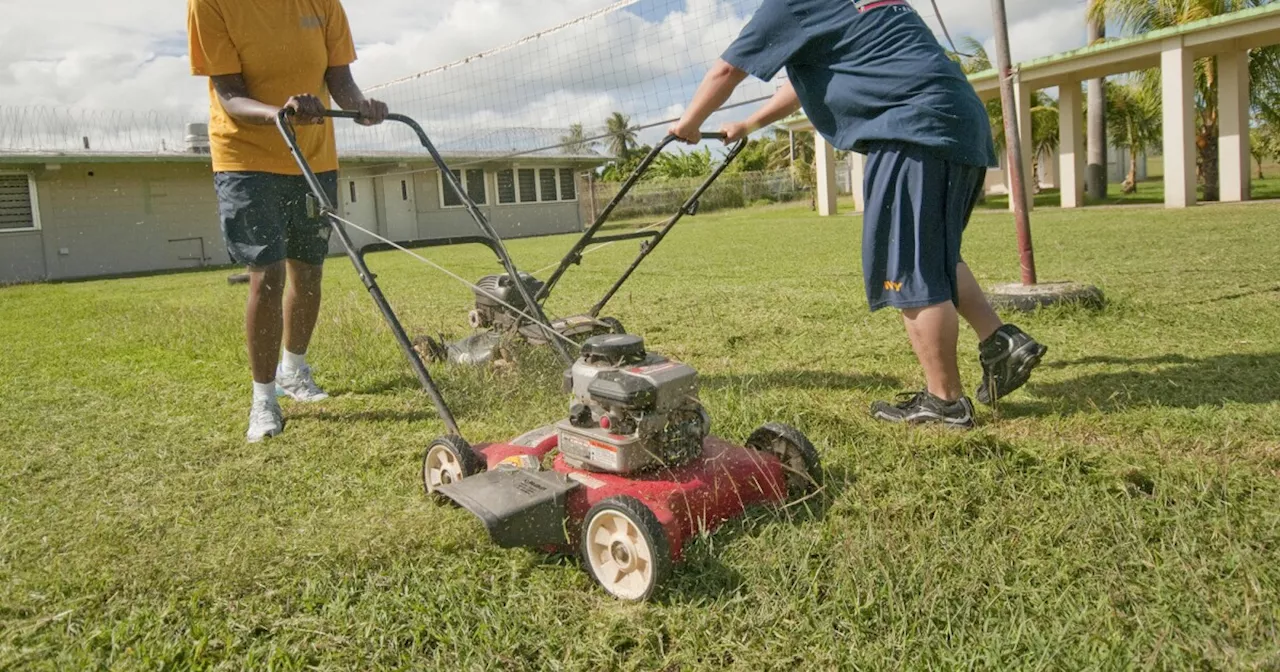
[0,174,35,231]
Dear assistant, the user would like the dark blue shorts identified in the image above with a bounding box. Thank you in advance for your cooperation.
[861,142,987,312]
[214,171,337,267]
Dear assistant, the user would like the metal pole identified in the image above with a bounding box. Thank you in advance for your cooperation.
[990,0,1037,285]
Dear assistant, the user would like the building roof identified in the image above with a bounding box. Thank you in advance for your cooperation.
[0,149,609,166]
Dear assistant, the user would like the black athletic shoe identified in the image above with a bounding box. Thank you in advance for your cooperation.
[976,324,1048,405]
[871,391,976,429]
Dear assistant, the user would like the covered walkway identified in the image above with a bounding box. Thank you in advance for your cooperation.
[784,4,1280,216]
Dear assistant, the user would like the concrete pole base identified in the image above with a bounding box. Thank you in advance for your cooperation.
[986,282,1105,312]
[227,272,250,285]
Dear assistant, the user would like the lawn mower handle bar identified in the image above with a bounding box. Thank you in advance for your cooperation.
[534,131,748,311]
[273,108,461,435]
[279,109,572,366]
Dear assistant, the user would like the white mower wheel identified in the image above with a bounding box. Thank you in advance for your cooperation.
[581,496,671,601]
[422,435,481,496]
[746,422,823,500]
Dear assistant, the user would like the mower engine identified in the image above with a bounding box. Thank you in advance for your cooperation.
[469,272,545,330]
[556,334,709,474]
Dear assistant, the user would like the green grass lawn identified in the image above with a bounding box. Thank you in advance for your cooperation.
[973,157,1280,210]
[2,201,1279,669]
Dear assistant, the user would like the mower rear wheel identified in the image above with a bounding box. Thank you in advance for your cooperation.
[467,309,489,329]
[746,422,823,500]
[581,496,671,601]
[422,435,481,496]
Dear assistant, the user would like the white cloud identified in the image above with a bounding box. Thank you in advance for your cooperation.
[0,0,1083,152]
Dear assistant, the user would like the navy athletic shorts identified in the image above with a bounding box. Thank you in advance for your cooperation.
[213,171,337,267]
[861,142,987,312]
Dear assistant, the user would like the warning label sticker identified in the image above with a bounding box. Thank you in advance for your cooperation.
[588,440,618,470]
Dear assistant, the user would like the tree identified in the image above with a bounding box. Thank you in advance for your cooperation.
[1252,119,1280,180]
[598,143,653,182]
[1087,0,1279,201]
[559,123,593,155]
[1030,94,1061,193]
[1105,76,1163,192]
[604,112,637,161]
[651,147,714,180]
[954,38,1059,192]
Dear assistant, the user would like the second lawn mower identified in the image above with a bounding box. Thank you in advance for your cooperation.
[420,132,747,364]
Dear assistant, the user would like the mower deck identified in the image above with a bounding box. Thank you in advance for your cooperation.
[437,427,790,560]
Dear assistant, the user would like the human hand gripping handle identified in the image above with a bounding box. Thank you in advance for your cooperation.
[281,94,327,125]
[280,95,388,126]
[354,98,389,126]
[279,103,390,129]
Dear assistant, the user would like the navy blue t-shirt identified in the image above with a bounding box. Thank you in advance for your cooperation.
[722,0,997,168]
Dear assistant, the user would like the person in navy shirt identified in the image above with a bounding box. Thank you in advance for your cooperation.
[669,0,1048,428]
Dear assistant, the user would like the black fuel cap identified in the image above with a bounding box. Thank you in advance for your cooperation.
[580,333,646,363]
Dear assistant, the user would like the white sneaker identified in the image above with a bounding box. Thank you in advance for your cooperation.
[276,364,330,402]
[247,398,284,443]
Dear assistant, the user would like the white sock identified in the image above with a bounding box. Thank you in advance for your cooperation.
[253,381,277,402]
[281,349,307,374]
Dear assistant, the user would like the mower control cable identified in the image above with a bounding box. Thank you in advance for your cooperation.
[324,210,584,351]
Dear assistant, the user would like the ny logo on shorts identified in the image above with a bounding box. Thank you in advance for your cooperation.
[884,280,904,292]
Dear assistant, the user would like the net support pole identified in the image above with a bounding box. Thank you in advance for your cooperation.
[989,0,1037,285]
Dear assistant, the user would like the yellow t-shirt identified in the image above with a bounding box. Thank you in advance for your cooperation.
[187,0,357,174]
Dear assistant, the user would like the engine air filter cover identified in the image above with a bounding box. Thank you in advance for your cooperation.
[580,334,646,364]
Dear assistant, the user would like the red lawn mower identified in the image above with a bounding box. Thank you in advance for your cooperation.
[426,332,822,601]
[278,110,821,601]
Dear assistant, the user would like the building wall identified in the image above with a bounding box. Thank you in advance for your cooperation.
[0,162,225,283]
[0,231,46,283]
[331,163,585,252]
[2,158,591,284]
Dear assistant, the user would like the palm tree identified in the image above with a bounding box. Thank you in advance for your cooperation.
[1030,94,1061,193]
[954,38,1006,155]
[764,129,813,171]
[559,123,593,155]
[604,112,637,160]
[1087,0,1278,201]
[954,39,1059,192]
[1105,77,1163,192]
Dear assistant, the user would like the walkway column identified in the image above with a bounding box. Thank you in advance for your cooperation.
[1058,81,1086,208]
[1219,48,1251,202]
[849,151,866,213]
[815,131,838,217]
[1161,37,1197,208]
[1011,76,1035,212]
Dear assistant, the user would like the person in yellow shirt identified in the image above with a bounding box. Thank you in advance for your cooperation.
[188,0,388,442]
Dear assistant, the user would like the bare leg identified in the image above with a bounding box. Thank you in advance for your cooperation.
[283,259,323,355]
[901,302,964,401]
[955,262,1003,341]
[246,262,286,384]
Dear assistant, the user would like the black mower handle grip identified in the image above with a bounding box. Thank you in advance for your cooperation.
[660,131,731,145]
[278,107,407,126]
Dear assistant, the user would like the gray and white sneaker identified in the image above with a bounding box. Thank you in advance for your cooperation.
[247,398,284,443]
[976,325,1048,405]
[276,365,330,402]
[871,391,976,429]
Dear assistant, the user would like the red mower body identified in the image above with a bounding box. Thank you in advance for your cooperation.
[471,430,790,560]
